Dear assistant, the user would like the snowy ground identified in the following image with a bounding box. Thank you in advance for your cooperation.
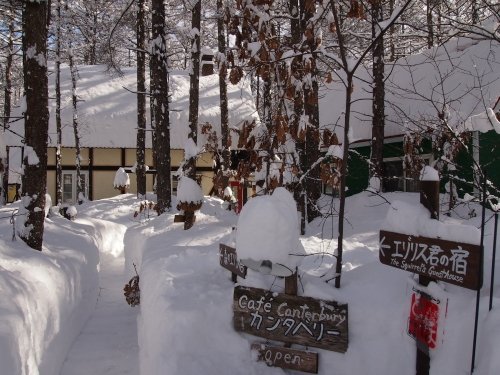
[0,191,499,375]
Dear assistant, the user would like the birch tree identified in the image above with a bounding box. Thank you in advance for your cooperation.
[54,0,63,205]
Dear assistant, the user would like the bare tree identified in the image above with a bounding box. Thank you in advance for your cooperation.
[217,0,230,175]
[152,0,172,214]
[19,0,50,251]
[327,0,413,287]
[136,0,147,199]
[54,0,63,205]
[68,40,83,204]
[370,0,386,184]
[2,2,16,131]
[183,0,201,180]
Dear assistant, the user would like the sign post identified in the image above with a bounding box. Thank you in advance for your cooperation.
[379,170,485,375]
[471,175,487,373]
[219,244,247,282]
[408,289,441,350]
[417,179,440,375]
[489,212,498,311]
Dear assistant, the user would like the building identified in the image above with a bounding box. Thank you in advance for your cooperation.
[318,35,500,196]
[2,63,259,204]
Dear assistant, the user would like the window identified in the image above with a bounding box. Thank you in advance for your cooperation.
[171,174,179,195]
[323,183,339,197]
[62,171,88,203]
[382,155,432,193]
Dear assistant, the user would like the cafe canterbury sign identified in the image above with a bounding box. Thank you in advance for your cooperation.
[233,286,348,353]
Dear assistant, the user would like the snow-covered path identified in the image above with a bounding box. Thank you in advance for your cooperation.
[59,214,139,375]
[59,253,139,375]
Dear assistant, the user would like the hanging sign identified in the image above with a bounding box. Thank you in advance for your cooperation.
[251,343,318,374]
[219,244,247,278]
[380,230,482,290]
[233,286,348,353]
[408,290,443,350]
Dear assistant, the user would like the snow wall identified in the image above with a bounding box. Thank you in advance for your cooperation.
[0,214,99,375]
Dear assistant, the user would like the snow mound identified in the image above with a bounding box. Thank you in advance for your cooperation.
[236,187,304,271]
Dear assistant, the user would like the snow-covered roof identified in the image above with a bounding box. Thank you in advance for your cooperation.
[319,37,500,143]
[4,64,259,149]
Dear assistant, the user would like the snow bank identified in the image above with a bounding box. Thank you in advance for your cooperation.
[124,198,263,375]
[382,200,481,244]
[0,210,99,375]
[122,191,499,375]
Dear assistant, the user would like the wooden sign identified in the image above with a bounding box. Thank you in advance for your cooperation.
[233,286,348,353]
[380,230,482,290]
[219,244,247,279]
[251,343,318,374]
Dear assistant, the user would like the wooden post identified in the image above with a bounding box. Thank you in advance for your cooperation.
[184,209,195,230]
[471,175,487,373]
[490,212,498,311]
[3,146,9,203]
[284,268,298,348]
[285,269,298,296]
[417,179,439,375]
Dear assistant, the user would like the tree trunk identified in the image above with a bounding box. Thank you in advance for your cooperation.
[289,0,307,233]
[217,0,230,174]
[55,0,63,205]
[152,0,171,214]
[184,0,201,180]
[335,75,353,288]
[136,0,147,199]
[426,0,434,49]
[69,42,83,203]
[370,1,385,184]
[388,0,395,61]
[300,0,321,222]
[20,0,50,251]
[3,12,14,131]
[2,147,9,204]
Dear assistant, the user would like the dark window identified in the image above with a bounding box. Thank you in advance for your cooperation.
[382,160,404,192]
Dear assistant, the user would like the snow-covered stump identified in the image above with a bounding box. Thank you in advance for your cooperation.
[113,167,130,195]
[177,201,202,230]
[175,176,203,230]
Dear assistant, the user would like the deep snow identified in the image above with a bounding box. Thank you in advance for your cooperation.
[0,191,499,375]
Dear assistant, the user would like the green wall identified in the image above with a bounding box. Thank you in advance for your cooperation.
[344,131,500,197]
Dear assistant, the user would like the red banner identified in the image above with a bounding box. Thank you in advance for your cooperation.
[408,291,440,350]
